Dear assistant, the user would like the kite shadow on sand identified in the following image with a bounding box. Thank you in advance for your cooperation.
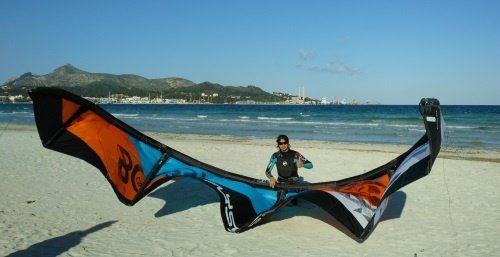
[149,178,219,217]
[6,221,116,257]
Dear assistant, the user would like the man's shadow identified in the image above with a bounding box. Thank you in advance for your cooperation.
[6,221,116,257]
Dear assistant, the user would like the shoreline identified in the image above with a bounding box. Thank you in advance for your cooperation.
[3,123,499,163]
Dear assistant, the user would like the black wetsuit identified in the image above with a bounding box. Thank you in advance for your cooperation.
[265,149,313,183]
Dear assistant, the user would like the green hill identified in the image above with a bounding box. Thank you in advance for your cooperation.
[1,64,285,103]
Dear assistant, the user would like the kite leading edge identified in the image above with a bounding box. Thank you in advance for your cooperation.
[29,87,443,241]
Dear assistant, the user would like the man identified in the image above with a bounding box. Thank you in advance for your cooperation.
[265,134,313,188]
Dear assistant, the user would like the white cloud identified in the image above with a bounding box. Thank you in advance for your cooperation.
[309,61,361,75]
[297,49,360,75]
[298,49,315,61]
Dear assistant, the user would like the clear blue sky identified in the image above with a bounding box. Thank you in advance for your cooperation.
[1,0,499,104]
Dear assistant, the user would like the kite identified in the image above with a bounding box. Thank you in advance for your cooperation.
[29,87,444,241]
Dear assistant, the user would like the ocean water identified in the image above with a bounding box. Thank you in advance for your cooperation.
[1,103,499,150]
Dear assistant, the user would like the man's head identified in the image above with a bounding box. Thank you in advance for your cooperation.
[276,134,290,151]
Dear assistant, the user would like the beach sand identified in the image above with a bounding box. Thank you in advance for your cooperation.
[1,125,499,257]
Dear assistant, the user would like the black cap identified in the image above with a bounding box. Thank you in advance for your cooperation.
[276,134,289,143]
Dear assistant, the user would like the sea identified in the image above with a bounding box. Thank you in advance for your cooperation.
[1,103,499,150]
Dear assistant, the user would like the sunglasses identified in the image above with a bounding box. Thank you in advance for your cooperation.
[278,141,288,145]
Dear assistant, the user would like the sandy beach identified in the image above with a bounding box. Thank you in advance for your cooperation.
[1,125,499,257]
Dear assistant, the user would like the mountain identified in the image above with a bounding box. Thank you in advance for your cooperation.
[1,64,284,103]
[3,64,195,92]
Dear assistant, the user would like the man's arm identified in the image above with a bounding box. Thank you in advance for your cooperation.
[296,152,313,169]
[265,154,278,188]
[265,154,277,178]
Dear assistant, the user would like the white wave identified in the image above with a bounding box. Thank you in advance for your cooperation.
[447,125,477,129]
[112,113,139,117]
[257,116,293,121]
[386,124,420,128]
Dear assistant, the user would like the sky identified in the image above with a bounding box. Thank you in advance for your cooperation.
[1,0,499,104]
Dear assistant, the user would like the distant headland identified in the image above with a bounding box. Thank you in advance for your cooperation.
[1,64,375,105]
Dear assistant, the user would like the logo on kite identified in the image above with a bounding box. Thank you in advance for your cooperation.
[117,145,144,192]
[205,180,238,232]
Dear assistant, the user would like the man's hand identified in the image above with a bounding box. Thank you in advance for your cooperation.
[297,160,304,168]
[269,177,277,188]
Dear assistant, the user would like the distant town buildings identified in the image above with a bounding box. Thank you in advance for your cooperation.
[1,85,376,105]
[272,88,368,105]
[0,94,25,103]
